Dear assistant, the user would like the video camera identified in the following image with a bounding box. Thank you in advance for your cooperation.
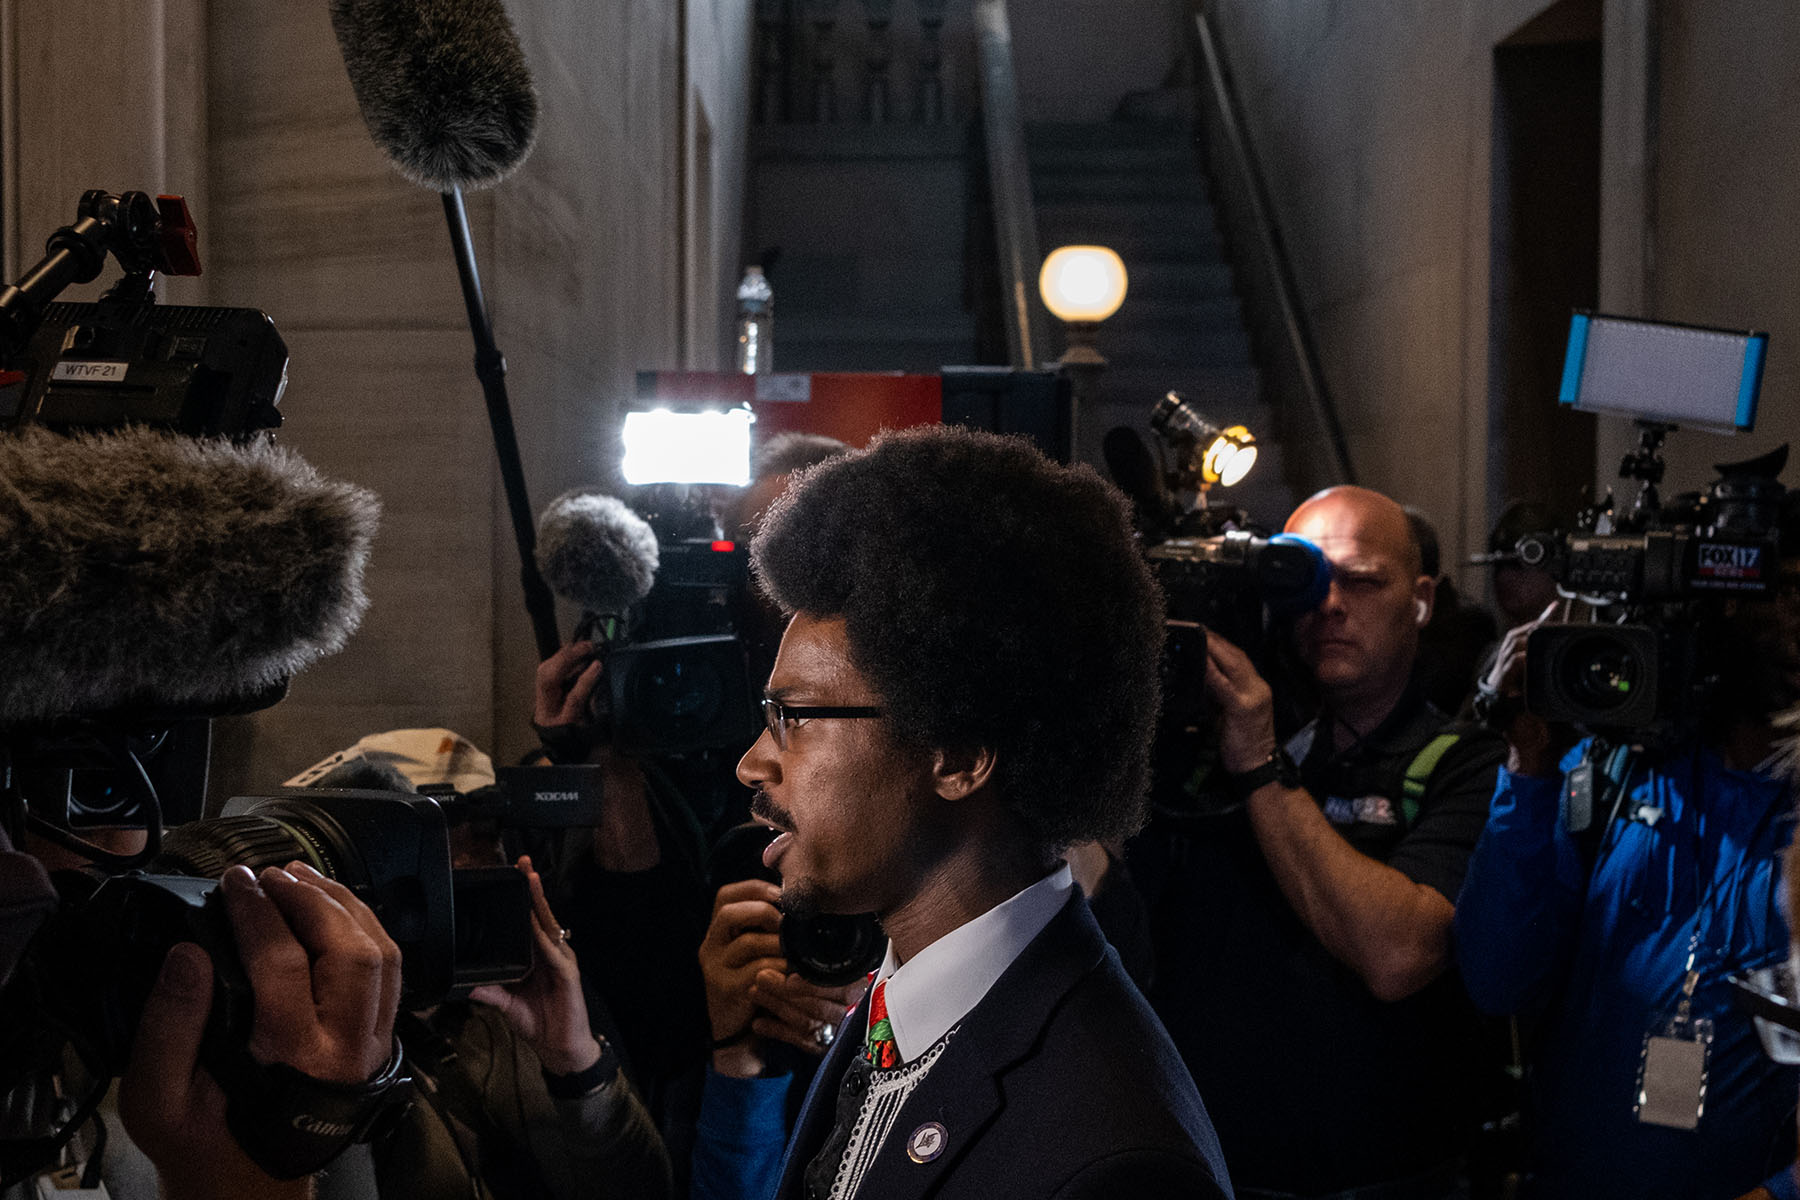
[605,483,760,756]
[539,408,761,760]
[707,822,886,988]
[1104,392,1330,817]
[1518,313,1784,734]
[0,193,530,1183]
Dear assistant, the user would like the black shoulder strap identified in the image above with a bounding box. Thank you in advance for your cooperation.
[1399,732,1463,826]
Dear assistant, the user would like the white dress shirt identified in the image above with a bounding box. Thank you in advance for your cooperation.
[871,862,1074,1063]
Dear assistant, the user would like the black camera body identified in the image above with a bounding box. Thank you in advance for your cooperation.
[1,299,287,439]
[6,790,530,1087]
[584,508,761,756]
[1149,530,1330,737]
[707,822,886,988]
[1521,443,1788,733]
[1149,531,1331,648]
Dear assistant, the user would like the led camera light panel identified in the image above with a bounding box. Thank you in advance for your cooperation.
[1559,312,1768,433]
[621,406,753,486]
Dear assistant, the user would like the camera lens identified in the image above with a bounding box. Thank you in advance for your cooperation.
[780,911,887,988]
[1559,633,1643,713]
[708,823,886,987]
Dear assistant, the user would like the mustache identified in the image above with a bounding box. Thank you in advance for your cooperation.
[750,789,797,833]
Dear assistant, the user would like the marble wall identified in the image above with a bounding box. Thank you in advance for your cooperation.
[1205,0,1582,585]
[1,0,751,801]
[1595,0,1800,498]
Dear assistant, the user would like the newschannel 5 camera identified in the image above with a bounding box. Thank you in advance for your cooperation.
[1518,312,1782,733]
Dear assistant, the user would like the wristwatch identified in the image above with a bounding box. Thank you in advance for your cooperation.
[1470,683,1525,732]
[1226,746,1299,798]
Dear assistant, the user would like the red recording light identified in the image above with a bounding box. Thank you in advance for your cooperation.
[711,540,736,553]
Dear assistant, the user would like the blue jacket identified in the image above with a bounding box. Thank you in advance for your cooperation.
[1455,742,1798,1200]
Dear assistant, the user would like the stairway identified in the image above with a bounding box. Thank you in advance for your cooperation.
[1028,117,1299,530]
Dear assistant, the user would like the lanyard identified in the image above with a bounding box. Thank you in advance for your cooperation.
[1668,753,1784,1022]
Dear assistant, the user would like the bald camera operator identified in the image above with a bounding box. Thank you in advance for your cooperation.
[1140,484,1505,1199]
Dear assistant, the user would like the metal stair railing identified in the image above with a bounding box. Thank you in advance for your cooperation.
[1190,0,1356,484]
[972,0,1047,370]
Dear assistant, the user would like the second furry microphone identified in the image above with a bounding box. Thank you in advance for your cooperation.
[329,0,539,191]
[534,489,660,628]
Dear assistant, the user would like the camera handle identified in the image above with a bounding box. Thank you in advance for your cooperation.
[1616,420,1676,531]
[0,191,202,364]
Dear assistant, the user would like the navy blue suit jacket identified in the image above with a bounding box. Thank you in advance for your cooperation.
[774,891,1233,1199]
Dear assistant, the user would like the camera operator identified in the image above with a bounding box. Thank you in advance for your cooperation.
[0,821,403,1200]
[1454,562,1800,1198]
[1147,484,1505,1198]
[123,862,403,1200]
[289,730,672,1200]
[529,647,717,1179]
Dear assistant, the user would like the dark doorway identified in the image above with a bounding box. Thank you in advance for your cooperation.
[1488,0,1602,533]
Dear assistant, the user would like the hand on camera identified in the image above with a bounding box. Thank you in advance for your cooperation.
[535,640,604,730]
[1202,631,1280,776]
[699,880,866,1077]
[749,967,868,1058]
[120,862,402,1198]
[470,855,603,1078]
[1484,600,1563,778]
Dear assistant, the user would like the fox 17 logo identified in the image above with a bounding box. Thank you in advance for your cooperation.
[1696,542,1763,584]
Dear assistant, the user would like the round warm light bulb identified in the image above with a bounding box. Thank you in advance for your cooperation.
[1038,245,1128,323]
[1202,426,1258,487]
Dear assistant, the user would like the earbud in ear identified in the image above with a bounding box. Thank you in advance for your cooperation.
[1415,599,1429,625]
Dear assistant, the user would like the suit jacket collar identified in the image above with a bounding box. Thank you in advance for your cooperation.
[776,892,1110,1200]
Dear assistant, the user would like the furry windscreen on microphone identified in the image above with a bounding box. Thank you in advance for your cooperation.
[330,0,540,192]
[0,427,380,724]
[535,489,659,618]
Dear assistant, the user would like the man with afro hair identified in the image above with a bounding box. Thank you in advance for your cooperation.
[703,424,1231,1200]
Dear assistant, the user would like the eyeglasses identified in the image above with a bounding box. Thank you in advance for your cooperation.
[759,699,883,750]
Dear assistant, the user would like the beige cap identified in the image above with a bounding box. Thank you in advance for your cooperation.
[283,728,496,794]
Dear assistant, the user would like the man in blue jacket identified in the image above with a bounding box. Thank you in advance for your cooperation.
[694,425,1232,1200]
[1456,569,1800,1199]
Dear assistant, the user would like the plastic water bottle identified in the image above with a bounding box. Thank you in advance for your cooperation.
[735,266,773,375]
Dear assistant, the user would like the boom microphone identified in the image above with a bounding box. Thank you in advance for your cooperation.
[329,0,560,660]
[0,427,380,725]
[535,490,659,620]
[328,0,539,191]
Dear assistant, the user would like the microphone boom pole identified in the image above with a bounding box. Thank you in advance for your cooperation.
[440,185,560,661]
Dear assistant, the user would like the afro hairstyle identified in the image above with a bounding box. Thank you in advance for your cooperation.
[750,424,1163,851]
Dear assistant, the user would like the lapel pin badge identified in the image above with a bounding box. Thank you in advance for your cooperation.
[906,1121,947,1164]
